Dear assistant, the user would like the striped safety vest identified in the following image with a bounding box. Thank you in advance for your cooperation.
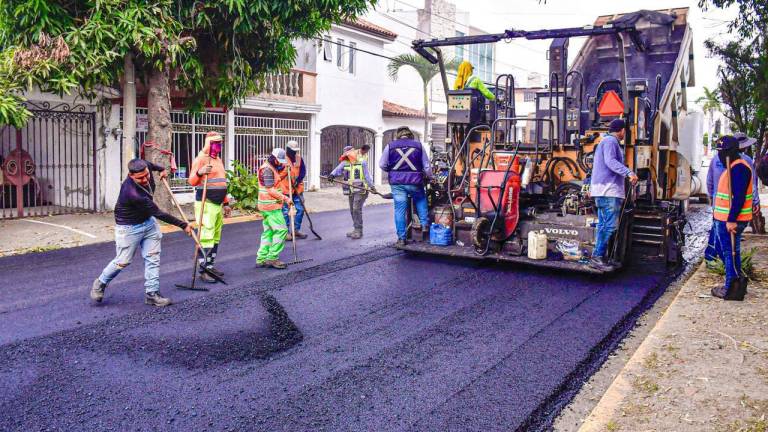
[280,154,304,195]
[713,159,753,222]
[343,161,368,188]
[257,162,285,212]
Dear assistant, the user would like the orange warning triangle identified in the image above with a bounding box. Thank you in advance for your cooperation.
[597,90,625,117]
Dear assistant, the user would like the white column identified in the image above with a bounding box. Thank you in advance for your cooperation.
[309,114,322,191]
[374,131,383,186]
[225,108,235,169]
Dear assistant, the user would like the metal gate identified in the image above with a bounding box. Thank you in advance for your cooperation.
[320,126,375,187]
[0,102,97,219]
[234,115,309,176]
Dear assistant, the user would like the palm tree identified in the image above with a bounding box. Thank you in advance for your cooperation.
[387,54,461,143]
[696,86,722,153]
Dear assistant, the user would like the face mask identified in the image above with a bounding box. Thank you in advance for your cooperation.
[210,141,222,158]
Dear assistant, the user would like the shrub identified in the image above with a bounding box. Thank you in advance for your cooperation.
[226,160,260,210]
[706,247,757,277]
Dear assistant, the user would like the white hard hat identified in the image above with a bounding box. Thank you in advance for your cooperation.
[286,140,300,152]
[271,148,287,163]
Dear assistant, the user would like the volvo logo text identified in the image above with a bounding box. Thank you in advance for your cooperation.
[543,228,579,236]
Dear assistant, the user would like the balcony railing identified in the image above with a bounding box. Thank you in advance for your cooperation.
[258,69,316,104]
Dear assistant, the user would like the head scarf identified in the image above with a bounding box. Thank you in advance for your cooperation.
[454,61,474,90]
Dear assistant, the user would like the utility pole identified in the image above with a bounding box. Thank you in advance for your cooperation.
[122,52,137,175]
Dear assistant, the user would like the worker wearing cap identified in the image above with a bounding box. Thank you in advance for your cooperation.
[454,60,496,101]
[189,131,231,283]
[589,118,639,271]
[711,135,753,300]
[256,148,292,269]
[379,126,432,247]
[328,145,375,239]
[705,132,761,265]
[282,140,307,241]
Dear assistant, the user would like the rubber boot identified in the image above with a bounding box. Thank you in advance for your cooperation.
[198,248,216,284]
[207,243,224,277]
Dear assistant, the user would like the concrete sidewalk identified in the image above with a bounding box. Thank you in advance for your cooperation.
[0,185,392,257]
[578,234,768,432]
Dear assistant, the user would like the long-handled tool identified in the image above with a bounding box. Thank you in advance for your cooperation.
[287,167,312,265]
[320,176,393,199]
[296,193,322,240]
[160,177,227,289]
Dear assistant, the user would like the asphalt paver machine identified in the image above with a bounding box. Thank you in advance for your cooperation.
[401,9,696,273]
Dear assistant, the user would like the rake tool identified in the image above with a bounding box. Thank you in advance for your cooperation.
[160,176,227,289]
[320,176,393,199]
[287,166,313,265]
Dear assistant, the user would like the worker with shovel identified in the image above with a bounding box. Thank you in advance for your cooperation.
[189,131,231,283]
[328,145,376,239]
[711,135,753,301]
[90,159,193,307]
[282,140,307,241]
[256,148,292,269]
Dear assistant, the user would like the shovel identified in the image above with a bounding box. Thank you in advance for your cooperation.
[287,167,313,265]
[724,156,747,300]
[320,176,393,199]
[160,177,227,288]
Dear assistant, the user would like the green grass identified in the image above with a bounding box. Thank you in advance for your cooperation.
[706,247,757,277]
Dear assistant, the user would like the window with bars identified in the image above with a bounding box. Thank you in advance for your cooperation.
[323,35,332,62]
[337,38,344,68]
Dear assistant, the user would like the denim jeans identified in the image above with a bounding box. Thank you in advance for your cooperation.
[391,184,429,240]
[714,220,748,292]
[348,191,368,231]
[593,196,623,258]
[705,219,721,262]
[282,193,304,231]
[98,217,162,293]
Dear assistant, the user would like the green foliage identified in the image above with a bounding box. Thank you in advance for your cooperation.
[0,0,375,125]
[225,160,259,210]
[703,132,709,146]
[706,247,757,277]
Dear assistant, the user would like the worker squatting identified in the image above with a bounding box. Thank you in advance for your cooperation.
[89,127,433,307]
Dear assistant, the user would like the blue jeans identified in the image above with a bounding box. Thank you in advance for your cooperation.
[98,217,162,293]
[593,196,623,258]
[391,184,429,240]
[282,193,304,231]
[714,220,748,292]
[705,219,721,262]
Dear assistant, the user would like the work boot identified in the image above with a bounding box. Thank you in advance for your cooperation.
[588,256,612,271]
[207,266,224,277]
[266,260,287,270]
[711,285,728,299]
[199,271,217,284]
[285,233,293,241]
[346,230,356,238]
[349,230,363,240]
[256,260,268,268]
[395,239,406,248]
[90,278,106,303]
[145,291,172,307]
[295,231,308,239]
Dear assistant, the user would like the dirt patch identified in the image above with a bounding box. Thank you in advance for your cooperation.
[577,234,768,432]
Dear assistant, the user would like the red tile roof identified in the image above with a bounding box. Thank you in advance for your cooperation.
[382,100,435,119]
[342,19,398,41]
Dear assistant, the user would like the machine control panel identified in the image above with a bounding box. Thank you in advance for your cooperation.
[448,94,472,110]
[447,89,485,125]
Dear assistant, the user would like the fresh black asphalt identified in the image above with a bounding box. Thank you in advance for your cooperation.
[0,204,708,431]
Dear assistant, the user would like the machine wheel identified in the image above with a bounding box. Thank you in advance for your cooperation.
[471,217,491,250]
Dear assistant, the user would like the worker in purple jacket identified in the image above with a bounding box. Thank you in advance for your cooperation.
[589,119,638,270]
[90,159,192,307]
[379,126,433,246]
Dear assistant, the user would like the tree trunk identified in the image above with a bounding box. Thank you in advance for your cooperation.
[146,65,174,213]
[423,83,429,151]
[122,53,136,176]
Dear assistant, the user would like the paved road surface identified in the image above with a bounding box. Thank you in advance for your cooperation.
[0,204,701,431]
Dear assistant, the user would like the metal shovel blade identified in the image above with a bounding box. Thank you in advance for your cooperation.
[174,283,210,292]
[289,258,314,265]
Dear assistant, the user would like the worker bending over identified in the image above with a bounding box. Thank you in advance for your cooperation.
[454,60,496,101]
[90,159,193,307]
[589,119,638,271]
[189,131,231,283]
[328,145,375,239]
[379,126,432,246]
[282,140,307,241]
[705,132,761,266]
[711,136,753,300]
[257,148,292,269]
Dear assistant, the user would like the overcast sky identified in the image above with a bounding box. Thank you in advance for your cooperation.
[405,0,738,109]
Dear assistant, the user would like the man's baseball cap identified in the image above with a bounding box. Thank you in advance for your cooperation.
[286,140,300,152]
[716,135,740,151]
[608,118,626,132]
[733,132,757,150]
[271,148,287,163]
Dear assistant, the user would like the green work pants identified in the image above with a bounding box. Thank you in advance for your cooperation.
[257,209,288,263]
[194,200,223,248]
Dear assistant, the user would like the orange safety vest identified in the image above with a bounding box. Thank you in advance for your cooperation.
[257,162,286,212]
[188,153,229,203]
[713,159,753,222]
[280,154,304,195]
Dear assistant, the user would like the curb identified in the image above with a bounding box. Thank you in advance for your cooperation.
[576,261,704,432]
